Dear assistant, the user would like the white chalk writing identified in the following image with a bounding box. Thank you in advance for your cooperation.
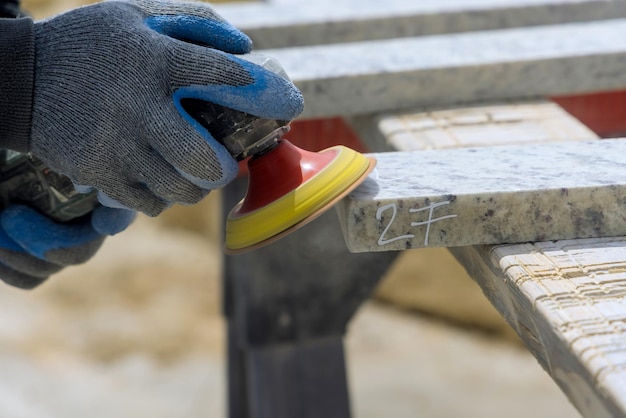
[409,201,458,246]
[377,200,457,246]
[376,203,415,245]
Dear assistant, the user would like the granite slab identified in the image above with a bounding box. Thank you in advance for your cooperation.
[451,238,626,417]
[335,138,626,253]
[261,19,626,118]
[216,0,626,48]
[347,101,601,341]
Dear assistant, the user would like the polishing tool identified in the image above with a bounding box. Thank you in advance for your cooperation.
[225,139,375,253]
[184,56,375,254]
[186,99,375,254]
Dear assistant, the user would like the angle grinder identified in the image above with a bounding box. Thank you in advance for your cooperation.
[0,56,375,253]
[184,55,375,254]
[185,98,375,254]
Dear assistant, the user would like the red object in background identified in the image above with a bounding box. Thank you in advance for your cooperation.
[286,93,626,147]
[237,117,366,176]
[552,90,626,138]
[284,117,368,153]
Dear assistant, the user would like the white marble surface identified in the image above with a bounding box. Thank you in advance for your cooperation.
[336,138,626,252]
[261,19,626,118]
[217,0,626,48]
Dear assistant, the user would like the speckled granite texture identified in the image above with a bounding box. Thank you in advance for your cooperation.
[261,19,626,118]
[336,139,626,253]
[217,0,626,48]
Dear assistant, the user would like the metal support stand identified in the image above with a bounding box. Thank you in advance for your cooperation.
[222,177,398,418]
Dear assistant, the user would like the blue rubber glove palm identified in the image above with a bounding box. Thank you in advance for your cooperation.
[0,205,135,289]
[26,0,304,216]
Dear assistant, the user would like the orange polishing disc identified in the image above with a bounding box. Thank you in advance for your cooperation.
[225,140,375,254]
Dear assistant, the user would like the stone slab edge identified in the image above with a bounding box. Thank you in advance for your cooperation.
[336,139,626,252]
[217,0,626,48]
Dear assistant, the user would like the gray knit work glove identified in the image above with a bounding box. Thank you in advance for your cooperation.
[28,0,304,215]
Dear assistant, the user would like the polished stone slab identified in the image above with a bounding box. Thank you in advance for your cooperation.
[217,0,626,48]
[336,138,626,253]
[262,19,626,118]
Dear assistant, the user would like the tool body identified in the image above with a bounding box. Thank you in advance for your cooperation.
[0,149,97,222]
[184,55,375,253]
[224,140,375,253]
[185,97,375,253]
[184,55,376,253]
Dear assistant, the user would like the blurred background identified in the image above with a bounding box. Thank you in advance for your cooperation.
[1,0,579,417]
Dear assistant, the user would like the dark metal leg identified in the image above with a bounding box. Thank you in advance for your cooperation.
[246,337,350,418]
[222,177,399,418]
[226,320,250,418]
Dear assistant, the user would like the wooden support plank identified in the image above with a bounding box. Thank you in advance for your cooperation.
[257,19,626,118]
[336,138,626,253]
[450,239,626,418]
[216,0,626,48]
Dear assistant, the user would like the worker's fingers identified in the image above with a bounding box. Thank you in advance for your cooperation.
[168,46,304,121]
[0,226,61,289]
[89,206,136,236]
[1,205,103,262]
[0,259,53,289]
[70,143,210,216]
[130,0,253,54]
[149,104,239,190]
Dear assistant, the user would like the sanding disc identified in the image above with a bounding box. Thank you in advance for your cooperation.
[224,142,375,254]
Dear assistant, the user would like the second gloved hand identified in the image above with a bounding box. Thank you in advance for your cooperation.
[0,205,135,289]
[21,0,304,216]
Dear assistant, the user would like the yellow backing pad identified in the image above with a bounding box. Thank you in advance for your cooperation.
[224,146,375,254]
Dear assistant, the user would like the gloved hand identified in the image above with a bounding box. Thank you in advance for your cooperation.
[0,205,135,289]
[26,0,304,215]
